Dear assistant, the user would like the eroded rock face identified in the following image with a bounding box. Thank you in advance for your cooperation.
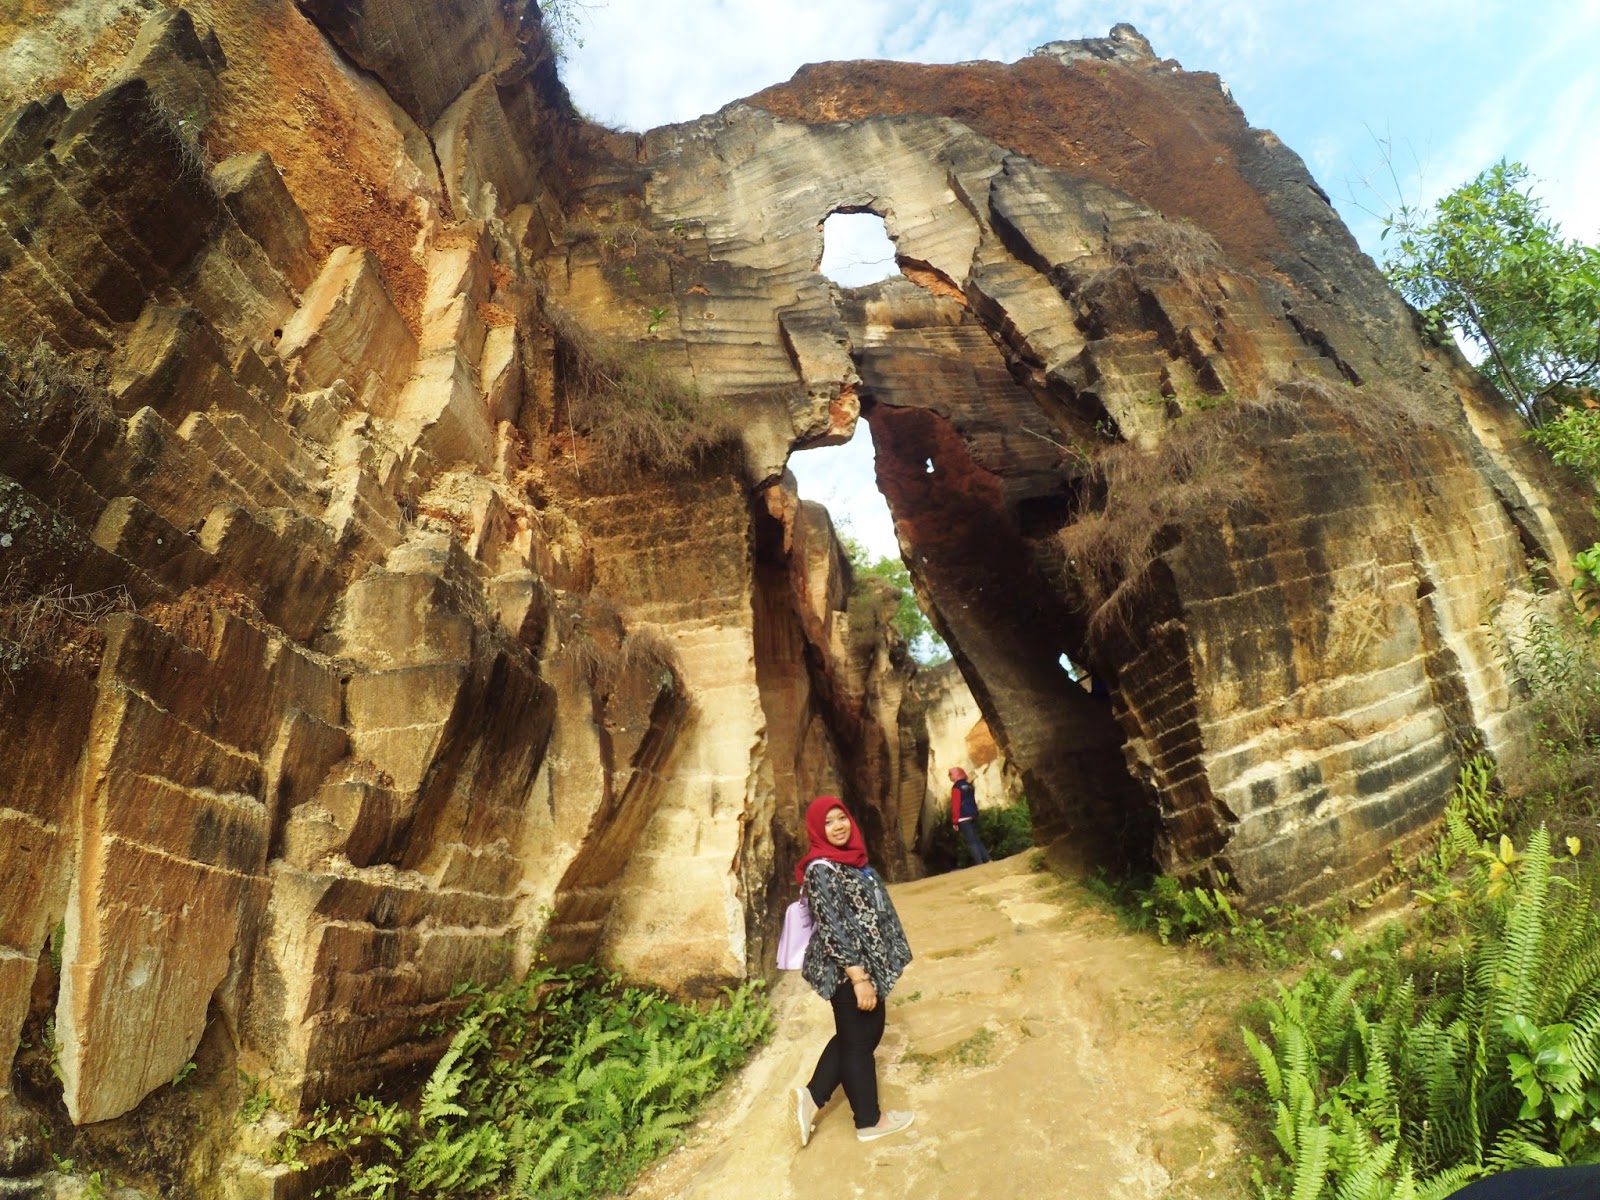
[556,31,1596,902]
[0,4,912,1158]
[0,2,1592,1188]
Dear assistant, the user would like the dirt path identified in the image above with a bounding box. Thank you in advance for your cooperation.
[629,854,1259,1200]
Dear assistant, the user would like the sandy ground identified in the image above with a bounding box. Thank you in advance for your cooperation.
[627,854,1258,1200]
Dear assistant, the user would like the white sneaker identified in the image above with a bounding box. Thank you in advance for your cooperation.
[857,1109,915,1142]
[794,1086,819,1147]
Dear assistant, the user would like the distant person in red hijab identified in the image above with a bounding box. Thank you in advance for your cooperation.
[949,766,991,865]
[791,795,915,1147]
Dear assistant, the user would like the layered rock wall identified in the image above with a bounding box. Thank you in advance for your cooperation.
[0,0,892,1168]
[580,24,1596,896]
[1,5,1595,1191]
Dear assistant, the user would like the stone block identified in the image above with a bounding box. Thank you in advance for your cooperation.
[92,495,218,593]
[211,152,319,293]
[480,322,522,427]
[433,77,538,220]
[0,92,69,169]
[59,836,254,1124]
[335,568,476,667]
[488,570,550,650]
[265,709,350,832]
[100,612,274,754]
[100,772,268,876]
[197,505,340,643]
[278,247,417,412]
[346,663,468,791]
[292,0,514,127]
[111,8,225,133]
[393,349,495,470]
[185,221,300,350]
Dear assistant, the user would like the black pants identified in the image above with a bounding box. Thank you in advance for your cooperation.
[806,981,886,1128]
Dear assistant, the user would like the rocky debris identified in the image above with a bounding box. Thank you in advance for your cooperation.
[0,1,1594,1191]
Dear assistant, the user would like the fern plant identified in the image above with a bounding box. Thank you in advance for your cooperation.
[1247,823,1600,1199]
[276,964,773,1199]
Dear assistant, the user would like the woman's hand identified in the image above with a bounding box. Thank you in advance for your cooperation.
[849,974,877,1011]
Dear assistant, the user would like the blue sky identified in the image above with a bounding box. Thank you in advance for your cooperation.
[560,0,1600,558]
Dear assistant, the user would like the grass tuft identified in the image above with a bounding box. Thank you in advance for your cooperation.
[546,311,739,481]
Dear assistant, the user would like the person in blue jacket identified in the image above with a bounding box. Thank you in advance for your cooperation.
[948,766,991,865]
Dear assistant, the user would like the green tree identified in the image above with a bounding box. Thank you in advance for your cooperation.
[839,534,950,666]
[1384,160,1600,425]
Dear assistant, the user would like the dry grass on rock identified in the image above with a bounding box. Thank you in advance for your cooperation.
[552,591,680,698]
[0,567,132,684]
[1114,216,1228,289]
[1063,376,1452,641]
[548,311,738,481]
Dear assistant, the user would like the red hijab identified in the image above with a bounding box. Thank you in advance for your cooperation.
[795,795,869,884]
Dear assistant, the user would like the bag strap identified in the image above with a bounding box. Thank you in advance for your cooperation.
[799,857,842,897]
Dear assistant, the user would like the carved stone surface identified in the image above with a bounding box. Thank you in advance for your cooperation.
[0,2,1594,1186]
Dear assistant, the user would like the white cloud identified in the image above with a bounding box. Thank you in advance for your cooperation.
[561,0,906,128]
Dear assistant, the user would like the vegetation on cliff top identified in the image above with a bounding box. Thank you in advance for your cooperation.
[1382,160,1599,427]
[840,531,950,665]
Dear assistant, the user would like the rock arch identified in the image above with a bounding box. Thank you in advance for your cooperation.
[549,40,1598,906]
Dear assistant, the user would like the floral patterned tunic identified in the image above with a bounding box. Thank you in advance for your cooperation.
[800,860,913,1000]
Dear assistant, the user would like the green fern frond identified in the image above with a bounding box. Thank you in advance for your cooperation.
[1332,1137,1398,1200]
[1317,969,1369,1044]
[1289,1119,1333,1200]
[1414,1164,1480,1200]
[1245,1027,1286,1101]
[1488,829,1554,1030]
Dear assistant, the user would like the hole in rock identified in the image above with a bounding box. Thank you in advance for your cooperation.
[789,418,948,667]
[817,211,899,288]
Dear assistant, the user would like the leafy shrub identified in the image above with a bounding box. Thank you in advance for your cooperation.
[1531,408,1600,480]
[838,532,948,665]
[276,964,773,1199]
[1243,820,1600,1199]
[1449,752,1514,841]
[975,797,1033,862]
[1383,160,1599,423]
[1491,591,1600,799]
[1084,869,1339,967]
[1571,544,1600,635]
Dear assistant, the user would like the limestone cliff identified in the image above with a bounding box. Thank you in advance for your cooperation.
[0,3,1592,1191]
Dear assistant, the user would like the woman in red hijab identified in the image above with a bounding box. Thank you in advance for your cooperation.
[791,795,914,1146]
